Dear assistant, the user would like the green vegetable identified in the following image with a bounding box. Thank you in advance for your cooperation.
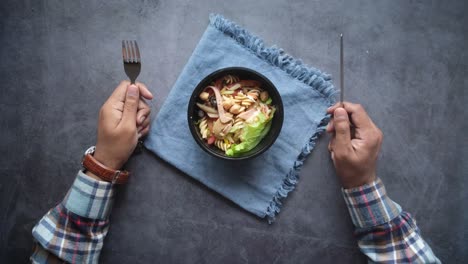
[265,97,272,105]
[226,112,274,157]
[229,124,242,133]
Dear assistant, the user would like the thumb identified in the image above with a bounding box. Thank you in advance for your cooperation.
[121,84,139,126]
[333,108,352,155]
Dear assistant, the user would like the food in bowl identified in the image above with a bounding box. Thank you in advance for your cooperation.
[195,74,276,157]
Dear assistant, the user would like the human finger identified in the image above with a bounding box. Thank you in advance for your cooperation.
[137,122,149,133]
[327,101,356,114]
[137,118,151,131]
[341,102,373,129]
[120,84,139,127]
[138,126,150,138]
[136,82,153,100]
[141,115,150,128]
[332,108,353,157]
[137,105,151,125]
[326,119,334,133]
[138,98,150,110]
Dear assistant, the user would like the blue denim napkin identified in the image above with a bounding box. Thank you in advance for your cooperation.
[145,14,336,222]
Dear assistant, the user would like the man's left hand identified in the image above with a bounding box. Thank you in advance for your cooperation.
[93,80,153,170]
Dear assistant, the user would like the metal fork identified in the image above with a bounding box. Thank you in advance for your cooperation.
[122,40,145,154]
[122,40,141,84]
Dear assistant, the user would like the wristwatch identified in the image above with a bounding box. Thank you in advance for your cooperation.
[82,146,129,184]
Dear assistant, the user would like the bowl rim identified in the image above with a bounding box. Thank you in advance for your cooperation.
[187,66,284,160]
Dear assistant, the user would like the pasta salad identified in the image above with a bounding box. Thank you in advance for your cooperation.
[195,74,275,156]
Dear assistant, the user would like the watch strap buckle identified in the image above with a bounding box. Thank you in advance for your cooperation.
[112,171,121,184]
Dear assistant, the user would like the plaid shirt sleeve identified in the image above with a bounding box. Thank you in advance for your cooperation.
[342,178,440,263]
[30,170,115,264]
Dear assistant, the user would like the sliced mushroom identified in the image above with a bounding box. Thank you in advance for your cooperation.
[227,83,241,91]
[206,112,219,118]
[212,119,230,138]
[205,86,233,123]
[221,123,232,136]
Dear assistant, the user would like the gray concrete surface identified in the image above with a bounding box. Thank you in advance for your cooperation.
[1,0,467,263]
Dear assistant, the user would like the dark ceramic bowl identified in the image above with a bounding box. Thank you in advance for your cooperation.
[187,67,284,160]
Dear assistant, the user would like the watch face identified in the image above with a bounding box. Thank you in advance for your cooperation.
[84,146,96,155]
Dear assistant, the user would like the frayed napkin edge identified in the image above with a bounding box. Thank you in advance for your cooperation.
[209,13,337,100]
[209,14,337,223]
[265,116,331,223]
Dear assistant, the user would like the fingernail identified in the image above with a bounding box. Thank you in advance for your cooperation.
[138,132,142,138]
[334,108,347,120]
[139,116,146,124]
[128,85,138,97]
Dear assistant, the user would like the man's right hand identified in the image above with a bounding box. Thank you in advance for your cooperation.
[326,102,383,189]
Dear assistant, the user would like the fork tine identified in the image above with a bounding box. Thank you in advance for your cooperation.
[125,40,129,63]
[122,40,141,64]
[126,40,131,63]
[125,40,130,63]
[129,40,136,63]
[132,41,137,63]
[121,40,141,84]
[128,40,132,63]
[134,41,141,63]
[122,40,127,63]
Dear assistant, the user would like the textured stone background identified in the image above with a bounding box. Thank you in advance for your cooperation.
[1,0,466,263]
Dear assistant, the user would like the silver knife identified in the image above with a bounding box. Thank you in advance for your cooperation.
[340,33,344,106]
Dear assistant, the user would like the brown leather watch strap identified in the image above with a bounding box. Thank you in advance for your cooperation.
[82,154,129,184]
